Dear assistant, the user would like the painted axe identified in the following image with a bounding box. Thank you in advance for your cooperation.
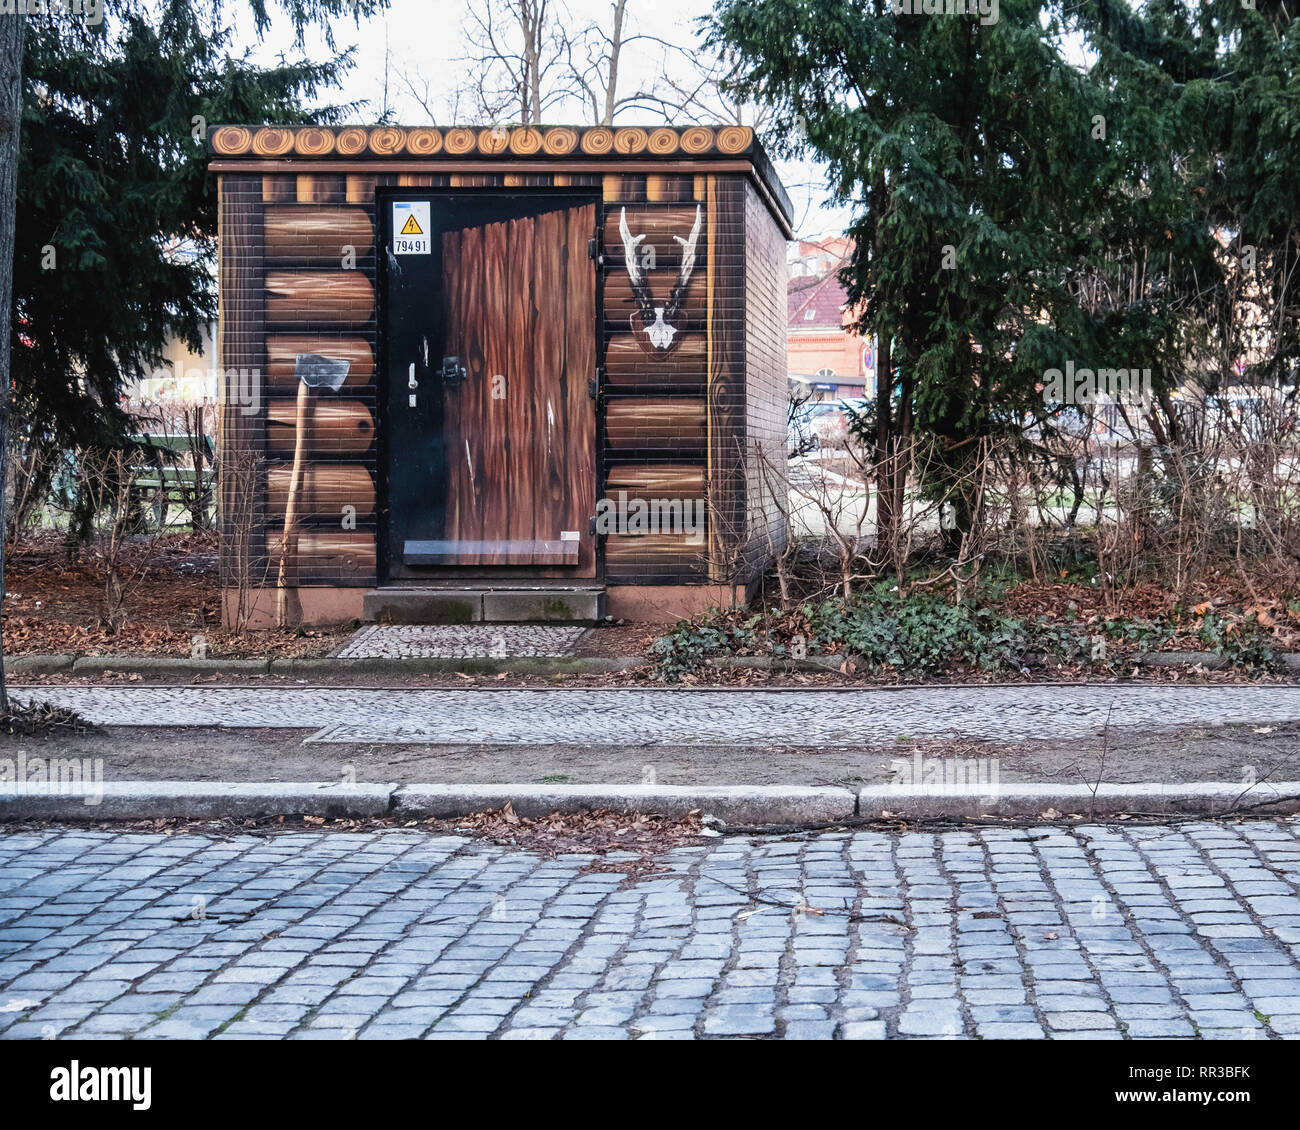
[276,354,352,625]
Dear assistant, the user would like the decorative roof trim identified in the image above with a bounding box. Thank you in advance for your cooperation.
[209,123,792,227]
[212,123,754,160]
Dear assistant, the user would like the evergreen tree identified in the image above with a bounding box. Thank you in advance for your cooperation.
[15,3,366,447]
[708,0,1219,551]
[0,0,387,712]
[1075,0,1300,397]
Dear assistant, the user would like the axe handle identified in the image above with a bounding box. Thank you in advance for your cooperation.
[276,381,312,624]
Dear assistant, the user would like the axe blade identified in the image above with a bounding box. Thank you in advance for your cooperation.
[294,353,351,392]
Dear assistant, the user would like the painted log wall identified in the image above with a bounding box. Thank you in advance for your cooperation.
[257,173,379,586]
[221,176,393,586]
[600,173,748,583]
[219,169,617,589]
[217,176,267,589]
[215,127,791,594]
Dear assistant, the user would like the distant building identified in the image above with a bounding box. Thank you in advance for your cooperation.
[128,322,219,408]
[127,243,219,413]
[786,237,874,403]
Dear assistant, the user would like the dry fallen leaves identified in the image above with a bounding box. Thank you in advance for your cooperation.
[426,805,706,874]
[22,809,705,871]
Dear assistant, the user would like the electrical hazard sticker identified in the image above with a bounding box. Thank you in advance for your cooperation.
[392,201,430,255]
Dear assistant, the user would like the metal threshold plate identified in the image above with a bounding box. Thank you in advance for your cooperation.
[403,538,580,565]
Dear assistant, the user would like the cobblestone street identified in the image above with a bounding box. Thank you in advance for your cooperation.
[17,683,1300,745]
[2,819,1299,1040]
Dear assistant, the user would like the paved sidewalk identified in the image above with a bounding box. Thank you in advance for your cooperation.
[15,683,1300,745]
[1,820,1298,1040]
[334,625,588,659]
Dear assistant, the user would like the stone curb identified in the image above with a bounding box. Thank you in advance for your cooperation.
[0,781,853,825]
[70,657,271,676]
[3,654,646,678]
[268,656,644,676]
[6,654,77,674]
[857,780,1300,820]
[0,782,394,821]
[391,783,857,825]
[2,779,1298,825]
[709,652,1300,673]
[6,649,1299,679]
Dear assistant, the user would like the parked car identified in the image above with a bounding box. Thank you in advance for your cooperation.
[789,397,875,452]
[788,402,834,452]
[788,415,817,453]
[836,397,873,429]
[812,397,873,446]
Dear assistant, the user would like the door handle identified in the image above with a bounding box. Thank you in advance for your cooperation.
[408,362,417,407]
[440,356,467,388]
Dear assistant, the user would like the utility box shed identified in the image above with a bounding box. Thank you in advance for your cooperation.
[210,123,792,625]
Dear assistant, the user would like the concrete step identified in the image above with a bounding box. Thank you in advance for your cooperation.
[363,586,606,624]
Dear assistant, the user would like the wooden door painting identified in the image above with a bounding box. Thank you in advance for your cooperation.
[387,194,597,577]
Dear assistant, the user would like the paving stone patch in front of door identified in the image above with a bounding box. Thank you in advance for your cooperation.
[334,624,589,659]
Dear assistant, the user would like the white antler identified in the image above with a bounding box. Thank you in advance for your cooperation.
[619,207,658,333]
[619,207,648,285]
[621,205,702,354]
[673,205,703,290]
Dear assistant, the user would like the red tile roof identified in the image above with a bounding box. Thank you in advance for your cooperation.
[787,270,852,329]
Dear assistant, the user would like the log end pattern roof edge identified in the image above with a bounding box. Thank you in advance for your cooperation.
[209,123,792,226]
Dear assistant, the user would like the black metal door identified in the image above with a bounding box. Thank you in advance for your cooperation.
[379,191,598,582]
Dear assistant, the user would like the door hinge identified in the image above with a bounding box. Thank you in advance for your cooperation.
[588,514,599,537]
[588,235,599,260]
[588,367,604,403]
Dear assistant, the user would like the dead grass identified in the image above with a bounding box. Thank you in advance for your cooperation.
[3,531,347,658]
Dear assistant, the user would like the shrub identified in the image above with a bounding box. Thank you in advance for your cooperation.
[652,585,1092,681]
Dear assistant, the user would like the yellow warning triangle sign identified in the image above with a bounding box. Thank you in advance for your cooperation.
[400,214,423,236]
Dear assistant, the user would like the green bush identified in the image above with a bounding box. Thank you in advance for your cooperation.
[1100,617,1175,650]
[649,618,760,682]
[806,586,1089,674]
[651,585,1091,681]
[1195,612,1282,672]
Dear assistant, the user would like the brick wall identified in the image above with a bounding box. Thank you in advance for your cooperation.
[788,330,869,389]
[742,179,791,581]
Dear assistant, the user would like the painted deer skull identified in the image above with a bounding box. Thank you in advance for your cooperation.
[619,205,703,354]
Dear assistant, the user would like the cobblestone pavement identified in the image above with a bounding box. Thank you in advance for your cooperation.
[1,820,1299,1040]
[333,625,588,660]
[14,684,1300,745]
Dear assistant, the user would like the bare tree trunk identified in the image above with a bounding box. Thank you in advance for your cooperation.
[524,0,544,123]
[601,0,627,126]
[873,331,895,558]
[0,13,25,715]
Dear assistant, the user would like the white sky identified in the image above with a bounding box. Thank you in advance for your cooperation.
[231,0,854,239]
